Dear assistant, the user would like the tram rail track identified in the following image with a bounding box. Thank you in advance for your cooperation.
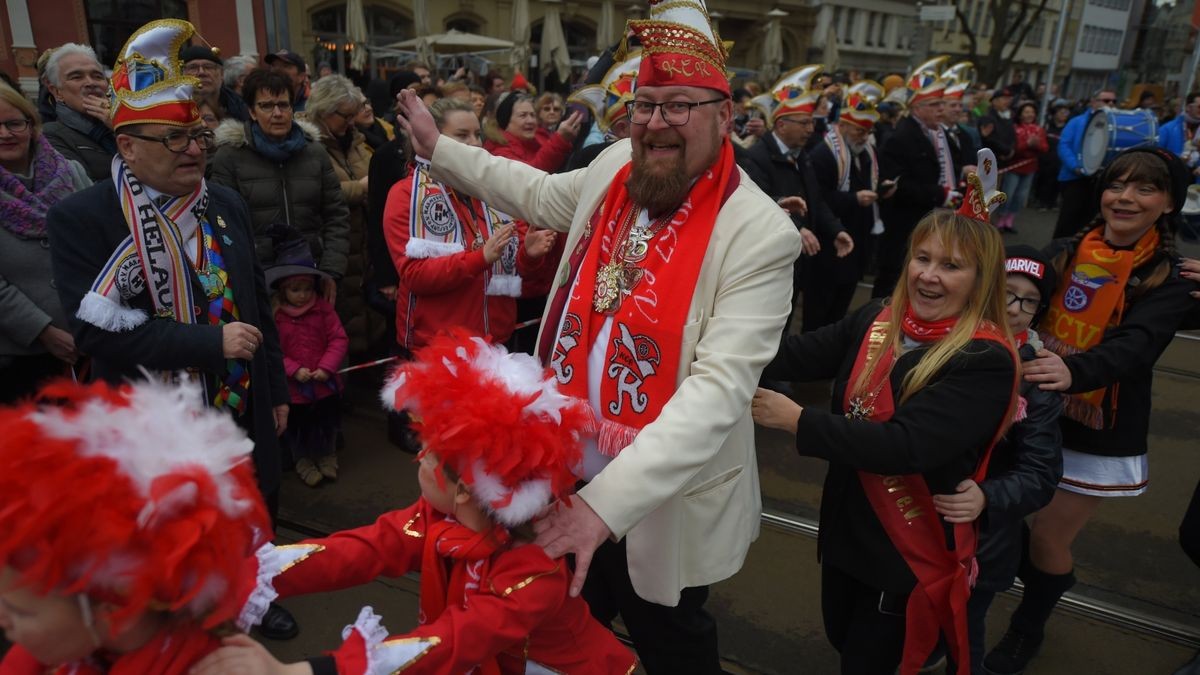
[280,510,1200,650]
[761,510,1200,650]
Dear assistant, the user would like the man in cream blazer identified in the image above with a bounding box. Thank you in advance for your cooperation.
[396,11,799,669]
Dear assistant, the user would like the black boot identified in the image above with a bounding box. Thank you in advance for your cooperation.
[258,602,299,640]
[983,564,1076,675]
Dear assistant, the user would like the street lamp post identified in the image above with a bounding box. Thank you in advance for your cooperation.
[1039,0,1072,125]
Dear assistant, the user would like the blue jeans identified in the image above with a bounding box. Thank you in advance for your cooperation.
[999,172,1035,216]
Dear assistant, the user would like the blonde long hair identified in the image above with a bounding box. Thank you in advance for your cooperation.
[853,209,1012,405]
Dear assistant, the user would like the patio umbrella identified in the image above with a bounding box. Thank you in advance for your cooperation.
[598,0,614,50]
[540,2,571,84]
[346,0,369,70]
[385,30,515,53]
[512,0,531,72]
[823,23,840,72]
[413,0,430,38]
[761,10,785,84]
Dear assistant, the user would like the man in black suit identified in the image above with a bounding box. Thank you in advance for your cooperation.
[875,81,962,297]
[738,89,849,330]
[46,19,298,641]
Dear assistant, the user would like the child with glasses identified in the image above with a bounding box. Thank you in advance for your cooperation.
[929,244,1064,673]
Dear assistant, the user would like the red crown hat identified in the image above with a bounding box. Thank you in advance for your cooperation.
[839,80,884,131]
[907,55,950,106]
[628,0,729,95]
[110,19,203,129]
[510,71,533,93]
[0,379,269,632]
[957,148,1008,223]
[380,332,589,527]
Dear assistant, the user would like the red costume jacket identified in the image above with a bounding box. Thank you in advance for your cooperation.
[382,176,554,351]
[483,131,572,173]
[254,499,635,674]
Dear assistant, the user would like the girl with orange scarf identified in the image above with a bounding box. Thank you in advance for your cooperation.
[984,147,1200,675]
[752,206,1018,675]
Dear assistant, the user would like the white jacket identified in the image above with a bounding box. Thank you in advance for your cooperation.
[430,138,802,605]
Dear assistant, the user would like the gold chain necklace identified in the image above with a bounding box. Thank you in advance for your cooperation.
[593,207,673,314]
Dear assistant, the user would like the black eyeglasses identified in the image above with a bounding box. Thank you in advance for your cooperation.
[626,98,726,126]
[122,129,216,153]
[255,101,293,113]
[0,118,31,133]
[332,106,363,121]
[1098,98,1116,104]
[1006,290,1041,315]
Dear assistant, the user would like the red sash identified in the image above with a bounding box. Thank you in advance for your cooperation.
[540,141,738,456]
[847,305,1015,675]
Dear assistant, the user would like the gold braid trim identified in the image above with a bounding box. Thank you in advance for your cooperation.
[628,20,725,72]
[488,564,561,597]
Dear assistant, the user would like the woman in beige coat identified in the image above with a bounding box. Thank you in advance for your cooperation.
[305,76,383,356]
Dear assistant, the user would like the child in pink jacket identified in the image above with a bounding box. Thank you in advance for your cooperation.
[268,245,349,487]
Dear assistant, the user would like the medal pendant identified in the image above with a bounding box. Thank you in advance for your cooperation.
[594,261,623,313]
[626,234,650,261]
[200,266,225,299]
[845,396,873,420]
[471,240,483,251]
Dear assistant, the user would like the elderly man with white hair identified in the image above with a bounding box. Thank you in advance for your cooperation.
[41,43,116,181]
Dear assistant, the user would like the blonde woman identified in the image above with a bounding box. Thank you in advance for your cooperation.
[753,210,1017,674]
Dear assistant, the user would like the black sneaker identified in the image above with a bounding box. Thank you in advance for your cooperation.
[983,628,1043,675]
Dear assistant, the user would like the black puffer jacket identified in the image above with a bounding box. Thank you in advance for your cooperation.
[209,119,350,279]
[974,340,1063,592]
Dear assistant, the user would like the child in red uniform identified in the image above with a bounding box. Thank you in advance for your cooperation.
[197,333,636,674]
[0,378,271,675]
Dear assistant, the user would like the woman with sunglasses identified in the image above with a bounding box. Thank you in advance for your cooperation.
[210,69,350,307]
[0,82,90,402]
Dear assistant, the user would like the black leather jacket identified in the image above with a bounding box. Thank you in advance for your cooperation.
[974,341,1064,591]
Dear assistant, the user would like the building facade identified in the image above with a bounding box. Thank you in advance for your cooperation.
[804,0,918,76]
[923,0,1063,87]
[1,0,269,94]
[1065,0,1141,99]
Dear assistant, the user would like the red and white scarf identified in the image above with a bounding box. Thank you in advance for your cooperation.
[406,159,521,297]
[927,126,955,190]
[823,127,884,234]
[542,141,738,456]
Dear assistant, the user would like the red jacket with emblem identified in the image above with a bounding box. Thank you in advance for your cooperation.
[257,499,636,674]
[382,174,554,351]
[483,130,573,173]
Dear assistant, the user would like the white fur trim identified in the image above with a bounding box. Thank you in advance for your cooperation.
[405,238,464,259]
[76,291,147,331]
[470,462,552,527]
[30,377,256,520]
[236,543,324,631]
[379,371,409,412]
[485,274,522,297]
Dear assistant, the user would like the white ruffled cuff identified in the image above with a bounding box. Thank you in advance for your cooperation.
[485,274,522,297]
[342,606,440,675]
[235,542,322,632]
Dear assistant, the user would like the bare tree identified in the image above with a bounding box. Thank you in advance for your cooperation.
[953,0,1052,85]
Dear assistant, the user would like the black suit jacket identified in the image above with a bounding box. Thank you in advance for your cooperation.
[738,134,842,242]
[878,116,961,233]
[47,181,289,496]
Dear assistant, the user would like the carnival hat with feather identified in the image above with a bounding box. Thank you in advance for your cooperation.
[568,47,642,132]
[941,61,975,101]
[380,332,589,527]
[0,378,270,632]
[109,19,205,129]
[907,55,950,106]
[627,0,729,95]
[840,80,884,130]
[746,64,824,125]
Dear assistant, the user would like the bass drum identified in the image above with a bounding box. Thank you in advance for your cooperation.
[1080,107,1158,175]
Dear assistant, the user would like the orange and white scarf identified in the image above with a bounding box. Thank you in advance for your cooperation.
[1040,226,1160,428]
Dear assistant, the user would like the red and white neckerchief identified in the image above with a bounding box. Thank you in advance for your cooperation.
[926,125,955,190]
